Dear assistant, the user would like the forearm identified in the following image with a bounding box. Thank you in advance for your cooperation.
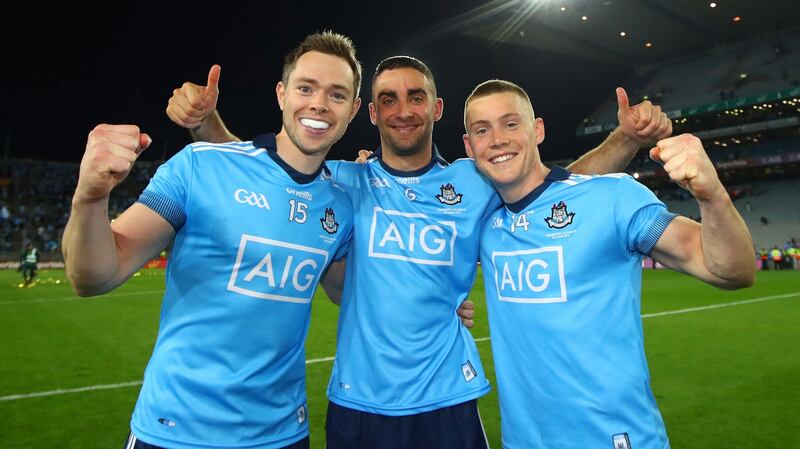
[189,110,241,143]
[567,128,640,175]
[320,259,346,306]
[62,198,123,296]
[697,192,755,288]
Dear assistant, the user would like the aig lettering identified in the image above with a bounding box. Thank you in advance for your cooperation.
[491,247,567,303]
[228,235,329,303]
[368,207,457,266]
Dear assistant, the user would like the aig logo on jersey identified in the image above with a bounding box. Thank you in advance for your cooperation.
[491,246,566,303]
[234,189,270,209]
[368,207,457,266]
[227,234,329,303]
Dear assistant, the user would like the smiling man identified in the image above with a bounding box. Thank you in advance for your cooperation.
[463,79,755,449]
[62,32,361,449]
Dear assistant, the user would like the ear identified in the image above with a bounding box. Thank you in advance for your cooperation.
[276,81,286,111]
[368,102,377,126]
[349,97,362,123]
[535,117,545,145]
[463,133,475,159]
[433,98,444,121]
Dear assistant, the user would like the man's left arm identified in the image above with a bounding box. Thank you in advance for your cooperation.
[568,87,673,175]
[649,134,755,289]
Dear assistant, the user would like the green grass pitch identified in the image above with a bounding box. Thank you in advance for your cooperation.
[1,268,798,448]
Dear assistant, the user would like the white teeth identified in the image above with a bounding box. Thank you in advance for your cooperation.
[300,118,330,129]
[491,154,515,164]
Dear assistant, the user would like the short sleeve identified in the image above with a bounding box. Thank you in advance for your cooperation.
[613,175,677,255]
[137,144,194,230]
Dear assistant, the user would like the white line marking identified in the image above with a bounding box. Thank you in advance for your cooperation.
[640,292,800,318]
[0,381,143,401]
[0,290,164,305]
[2,292,797,402]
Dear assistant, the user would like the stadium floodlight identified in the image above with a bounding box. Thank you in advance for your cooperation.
[710,2,717,8]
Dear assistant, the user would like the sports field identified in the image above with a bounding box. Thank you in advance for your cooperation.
[1,267,798,448]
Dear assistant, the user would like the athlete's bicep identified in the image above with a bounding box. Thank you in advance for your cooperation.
[649,216,726,285]
[110,203,176,283]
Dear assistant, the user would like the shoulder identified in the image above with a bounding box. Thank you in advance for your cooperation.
[187,140,264,158]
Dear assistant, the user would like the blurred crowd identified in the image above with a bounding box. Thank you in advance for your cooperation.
[0,159,158,260]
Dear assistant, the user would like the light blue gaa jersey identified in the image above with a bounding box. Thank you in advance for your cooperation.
[326,148,501,415]
[480,167,676,449]
[130,134,352,449]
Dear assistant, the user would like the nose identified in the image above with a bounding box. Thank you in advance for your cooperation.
[489,130,509,148]
[309,93,329,114]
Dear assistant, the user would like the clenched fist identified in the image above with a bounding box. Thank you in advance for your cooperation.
[651,133,724,202]
[166,64,221,129]
[76,124,151,203]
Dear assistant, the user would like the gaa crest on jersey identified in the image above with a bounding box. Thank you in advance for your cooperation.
[404,187,417,201]
[320,208,339,234]
[435,183,463,205]
[544,201,575,229]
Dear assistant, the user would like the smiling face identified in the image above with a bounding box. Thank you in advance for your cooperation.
[369,67,443,159]
[277,50,361,158]
[463,90,547,203]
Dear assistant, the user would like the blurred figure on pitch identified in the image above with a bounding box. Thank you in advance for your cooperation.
[19,242,39,287]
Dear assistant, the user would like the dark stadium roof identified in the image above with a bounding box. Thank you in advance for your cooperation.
[450,0,800,64]
[3,1,797,163]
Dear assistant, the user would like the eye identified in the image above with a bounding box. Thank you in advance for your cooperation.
[505,121,519,129]
[331,92,347,102]
[411,96,425,104]
[298,85,312,95]
[473,127,487,136]
[381,97,396,105]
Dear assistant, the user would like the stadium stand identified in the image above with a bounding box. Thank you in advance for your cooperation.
[0,158,157,265]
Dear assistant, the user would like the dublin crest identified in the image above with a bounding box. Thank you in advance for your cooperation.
[544,201,575,229]
[321,208,339,234]
[435,183,463,205]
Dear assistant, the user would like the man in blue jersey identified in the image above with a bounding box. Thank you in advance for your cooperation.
[62,31,362,449]
[462,79,755,449]
[167,56,673,448]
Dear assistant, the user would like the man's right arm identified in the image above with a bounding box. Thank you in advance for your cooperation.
[166,64,241,143]
[62,124,175,296]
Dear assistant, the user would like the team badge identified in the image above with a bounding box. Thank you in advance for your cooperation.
[297,405,307,424]
[544,201,575,229]
[461,360,477,382]
[612,433,631,449]
[435,183,463,205]
[320,208,339,234]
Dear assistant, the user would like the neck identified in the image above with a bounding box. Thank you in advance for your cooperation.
[274,130,326,175]
[498,163,550,204]
[380,138,434,172]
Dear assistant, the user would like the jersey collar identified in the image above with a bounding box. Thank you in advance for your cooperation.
[505,166,571,213]
[368,144,449,177]
[252,133,329,184]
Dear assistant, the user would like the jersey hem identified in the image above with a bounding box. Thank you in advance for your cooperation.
[327,383,491,416]
[129,423,308,449]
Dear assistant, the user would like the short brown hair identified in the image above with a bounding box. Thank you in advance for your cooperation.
[372,56,437,99]
[464,79,534,130]
[282,31,362,98]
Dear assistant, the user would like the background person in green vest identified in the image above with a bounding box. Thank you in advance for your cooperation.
[19,242,39,287]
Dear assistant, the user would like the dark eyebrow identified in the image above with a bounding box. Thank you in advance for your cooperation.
[376,89,398,99]
[295,77,352,94]
[407,88,427,97]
